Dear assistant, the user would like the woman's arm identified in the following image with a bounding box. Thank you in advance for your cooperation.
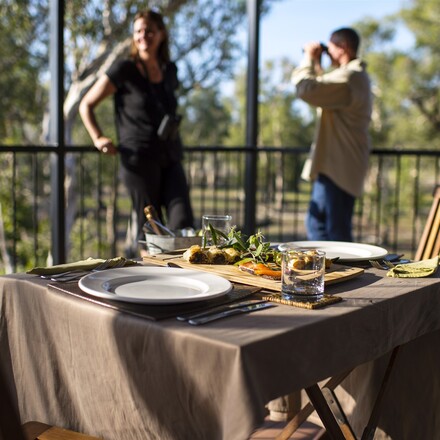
[79,75,118,155]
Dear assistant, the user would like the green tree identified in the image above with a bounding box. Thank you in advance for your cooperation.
[0,1,47,144]
[223,58,314,213]
[259,58,314,204]
[179,86,231,145]
[259,58,314,148]
[224,58,314,148]
[356,0,440,150]
[1,0,277,266]
[353,1,440,245]
[64,0,269,256]
[67,0,271,142]
[401,0,440,139]
[223,71,247,147]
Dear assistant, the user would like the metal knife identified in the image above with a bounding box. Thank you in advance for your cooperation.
[188,302,276,325]
[176,299,267,322]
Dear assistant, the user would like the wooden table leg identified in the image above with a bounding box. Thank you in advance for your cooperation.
[361,346,400,440]
[305,384,347,440]
[276,345,400,440]
[276,371,352,440]
[321,387,356,440]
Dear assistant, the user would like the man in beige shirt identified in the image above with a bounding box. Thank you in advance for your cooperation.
[292,27,372,241]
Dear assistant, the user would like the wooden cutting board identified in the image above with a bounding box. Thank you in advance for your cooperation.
[142,252,364,292]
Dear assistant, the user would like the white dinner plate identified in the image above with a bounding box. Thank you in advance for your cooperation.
[79,266,232,304]
[278,241,388,262]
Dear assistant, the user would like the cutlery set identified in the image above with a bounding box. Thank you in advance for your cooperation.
[176,299,275,325]
[185,302,276,325]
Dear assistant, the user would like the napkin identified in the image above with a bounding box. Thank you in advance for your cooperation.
[27,257,138,276]
[386,255,439,278]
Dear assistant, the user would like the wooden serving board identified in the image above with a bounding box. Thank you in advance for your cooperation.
[142,252,364,292]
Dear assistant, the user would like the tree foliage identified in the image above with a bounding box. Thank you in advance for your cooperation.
[356,0,440,149]
[259,58,314,148]
[401,0,440,136]
[2,0,440,271]
[1,0,439,150]
[179,86,230,145]
[65,0,263,141]
[0,0,273,145]
[0,1,48,144]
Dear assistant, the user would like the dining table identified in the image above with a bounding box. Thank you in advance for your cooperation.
[1,262,440,440]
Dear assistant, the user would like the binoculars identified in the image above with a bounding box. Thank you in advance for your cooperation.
[302,42,328,54]
[319,43,328,53]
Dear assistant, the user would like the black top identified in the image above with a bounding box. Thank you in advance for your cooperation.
[106,58,182,162]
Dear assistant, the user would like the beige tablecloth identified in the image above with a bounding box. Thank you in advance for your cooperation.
[1,270,440,439]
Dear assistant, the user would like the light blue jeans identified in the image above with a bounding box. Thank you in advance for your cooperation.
[306,174,355,241]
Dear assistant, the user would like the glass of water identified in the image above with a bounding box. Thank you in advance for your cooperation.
[280,246,325,302]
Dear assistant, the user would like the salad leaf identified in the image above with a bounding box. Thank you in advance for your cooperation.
[207,225,281,266]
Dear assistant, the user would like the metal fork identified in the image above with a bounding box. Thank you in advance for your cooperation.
[369,260,384,269]
[369,259,395,270]
[50,259,114,282]
[41,260,111,280]
[109,259,128,269]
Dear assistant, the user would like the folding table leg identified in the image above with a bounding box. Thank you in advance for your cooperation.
[321,387,356,440]
[276,345,400,440]
[361,346,400,440]
[275,371,352,440]
[305,384,347,440]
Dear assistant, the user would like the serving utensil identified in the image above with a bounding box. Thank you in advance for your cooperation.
[143,205,175,236]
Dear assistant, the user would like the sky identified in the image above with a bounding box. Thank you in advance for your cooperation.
[221,0,416,107]
[222,0,414,96]
[259,0,414,65]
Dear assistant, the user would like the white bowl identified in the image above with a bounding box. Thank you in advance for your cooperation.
[145,234,201,255]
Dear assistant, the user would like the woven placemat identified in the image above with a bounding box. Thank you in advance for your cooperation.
[261,293,342,309]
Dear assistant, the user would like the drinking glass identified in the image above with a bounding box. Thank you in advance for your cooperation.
[201,215,232,247]
[280,246,325,301]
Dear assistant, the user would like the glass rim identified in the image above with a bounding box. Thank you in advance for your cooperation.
[202,214,232,220]
[281,247,326,257]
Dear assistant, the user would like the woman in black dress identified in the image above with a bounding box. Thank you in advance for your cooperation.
[80,9,194,256]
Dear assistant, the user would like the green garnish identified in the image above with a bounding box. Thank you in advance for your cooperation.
[208,226,281,266]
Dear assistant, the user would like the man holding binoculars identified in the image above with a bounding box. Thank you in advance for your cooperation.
[292,27,372,242]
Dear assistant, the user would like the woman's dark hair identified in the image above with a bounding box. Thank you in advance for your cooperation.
[130,9,170,64]
[330,27,360,55]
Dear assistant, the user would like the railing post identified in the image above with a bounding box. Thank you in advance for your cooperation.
[49,0,66,263]
[244,0,260,236]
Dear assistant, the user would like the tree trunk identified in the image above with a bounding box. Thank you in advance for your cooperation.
[0,203,12,274]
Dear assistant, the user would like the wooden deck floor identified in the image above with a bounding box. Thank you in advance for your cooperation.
[249,416,326,439]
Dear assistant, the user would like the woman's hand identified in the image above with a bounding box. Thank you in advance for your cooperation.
[95,136,118,155]
[79,75,117,153]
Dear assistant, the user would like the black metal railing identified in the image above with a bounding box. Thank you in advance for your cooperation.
[1,145,439,274]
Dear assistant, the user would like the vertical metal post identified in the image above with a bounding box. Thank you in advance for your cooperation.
[49,0,66,263]
[244,0,260,236]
